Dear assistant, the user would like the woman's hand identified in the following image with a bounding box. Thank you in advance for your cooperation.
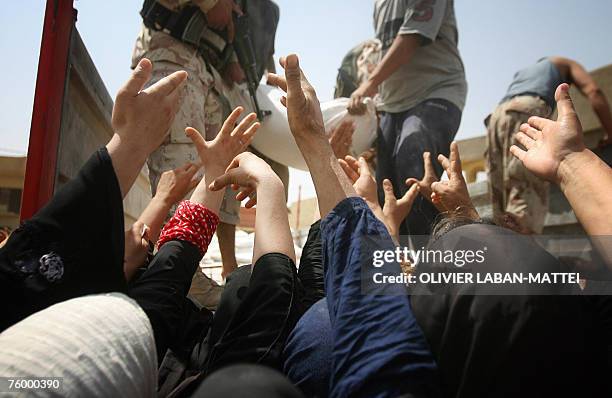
[267,54,326,141]
[185,106,260,176]
[431,142,479,220]
[339,155,418,241]
[155,163,199,205]
[329,120,356,160]
[406,151,438,203]
[338,155,378,205]
[111,58,187,158]
[381,179,419,240]
[209,152,280,208]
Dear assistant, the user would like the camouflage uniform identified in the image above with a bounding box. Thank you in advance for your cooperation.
[486,95,552,234]
[132,1,242,226]
[132,0,234,309]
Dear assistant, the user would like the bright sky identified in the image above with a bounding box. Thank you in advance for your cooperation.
[1,1,611,203]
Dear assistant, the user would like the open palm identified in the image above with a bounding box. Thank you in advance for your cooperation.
[511,83,585,184]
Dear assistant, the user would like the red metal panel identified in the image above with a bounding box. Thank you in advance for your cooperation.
[20,0,76,221]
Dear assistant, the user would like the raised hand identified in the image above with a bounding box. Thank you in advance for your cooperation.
[338,155,378,204]
[155,163,200,206]
[381,179,419,240]
[329,120,356,160]
[431,142,479,220]
[185,106,260,174]
[267,54,326,140]
[107,58,188,197]
[406,152,438,203]
[112,58,187,157]
[338,156,417,240]
[209,152,280,208]
[123,221,150,280]
[511,83,586,184]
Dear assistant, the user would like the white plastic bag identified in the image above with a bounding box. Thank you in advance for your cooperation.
[251,85,378,170]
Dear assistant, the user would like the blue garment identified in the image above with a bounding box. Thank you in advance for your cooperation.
[501,58,566,109]
[283,298,332,398]
[321,197,440,398]
[377,99,462,235]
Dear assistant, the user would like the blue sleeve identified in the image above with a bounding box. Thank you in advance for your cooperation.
[321,197,440,398]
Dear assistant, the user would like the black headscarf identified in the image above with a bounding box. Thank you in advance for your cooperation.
[410,223,609,397]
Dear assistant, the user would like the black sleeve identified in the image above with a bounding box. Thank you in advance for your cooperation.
[0,147,125,331]
[205,253,302,374]
[129,239,205,359]
[297,220,324,309]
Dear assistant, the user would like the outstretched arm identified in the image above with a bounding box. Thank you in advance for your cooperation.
[107,58,188,197]
[267,55,357,217]
[123,164,199,280]
[511,83,612,265]
[210,152,294,264]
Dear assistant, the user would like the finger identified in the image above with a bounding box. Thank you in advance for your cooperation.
[527,115,551,131]
[186,163,199,173]
[245,197,257,208]
[405,177,420,187]
[209,169,242,191]
[230,112,257,137]
[240,122,260,149]
[180,162,194,172]
[398,182,419,208]
[382,179,397,205]
[555,83,576,119]
[344,155,359,174]
[431,181,445,195]
[339,119,355,136]
[235,187,254,201]
[267,73,288,92]
[423,152,435,178]
[217,107,244,138]
[185,164,199,179]
[282,54,305,99]
[515,132,535,150]
[437,154,451,174]
[449,141,463,178]
[338,159,359,182]
[185,127,208,153]
[140,223,150,240]
[224,156,241,173]
[241,128,261,148]
[144,69,188,97]
[188,177,200,191]
[519,123,541,140]
[431,192,442,205]
[509,145,527,161]
[280,95,287,108]
[121,58,153,97]
[358,157,372,177]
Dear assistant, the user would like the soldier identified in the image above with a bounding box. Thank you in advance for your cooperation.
[132,0,283,305]
[486,56,612,234]
[348,0,467,236]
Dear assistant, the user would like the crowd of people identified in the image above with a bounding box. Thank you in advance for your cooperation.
[2,0,612,397]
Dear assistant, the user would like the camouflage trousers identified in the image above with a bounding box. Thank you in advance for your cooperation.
[486,95,552,234]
